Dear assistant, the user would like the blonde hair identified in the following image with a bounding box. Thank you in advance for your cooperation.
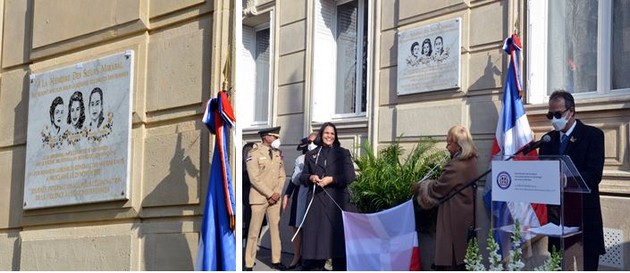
[447,125,478,160]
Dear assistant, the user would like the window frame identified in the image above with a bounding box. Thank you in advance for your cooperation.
[240,10,275,128]
[526,0,630,105]
[311,0,368,122]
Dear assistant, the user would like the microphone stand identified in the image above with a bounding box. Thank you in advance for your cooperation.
[437,145,537,239]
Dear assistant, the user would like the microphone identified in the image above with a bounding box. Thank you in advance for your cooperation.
[518,134,551,155]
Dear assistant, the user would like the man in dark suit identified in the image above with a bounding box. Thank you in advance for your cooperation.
[538,90,605,271]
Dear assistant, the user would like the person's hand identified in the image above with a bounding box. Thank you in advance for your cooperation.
[271,192,280,202]
[267,192,280,205]
[282,195,289,211]
[317,176,333,187]
[309,175,320,184]
[272,192,280,201]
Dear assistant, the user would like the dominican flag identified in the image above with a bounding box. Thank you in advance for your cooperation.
[483,34,547,255]
[195,91,236,271]
[343,200,421,271]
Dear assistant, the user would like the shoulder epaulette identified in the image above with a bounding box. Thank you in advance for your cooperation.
[245,143,260,162]
[249,143,260,152]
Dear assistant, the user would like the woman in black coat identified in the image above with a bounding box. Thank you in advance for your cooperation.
[299,122,356,271]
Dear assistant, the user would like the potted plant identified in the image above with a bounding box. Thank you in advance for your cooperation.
[350,139,447,230]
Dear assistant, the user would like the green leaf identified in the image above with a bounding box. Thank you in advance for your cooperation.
[350,137,446,213]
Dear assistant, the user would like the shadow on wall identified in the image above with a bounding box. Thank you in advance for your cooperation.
[469,52,501,92]
[9,69,31,269]
[141,131,200,270]
[140,8,213,270]
[465,51,502,269]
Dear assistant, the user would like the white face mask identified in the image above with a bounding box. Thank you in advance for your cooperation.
[551,116,569,131]
[271,139,281,149]
[308,142,318,151]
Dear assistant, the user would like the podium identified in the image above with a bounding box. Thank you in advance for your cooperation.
[490,155,590,270]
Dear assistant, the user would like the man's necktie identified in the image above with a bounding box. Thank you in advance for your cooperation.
[268,149,273,159]
[559,134,570,154]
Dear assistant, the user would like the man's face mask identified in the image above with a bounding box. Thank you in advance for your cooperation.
[271,138,281,149]
[547,109,570,131]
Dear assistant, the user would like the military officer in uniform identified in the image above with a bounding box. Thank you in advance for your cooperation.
[244,126,287,271]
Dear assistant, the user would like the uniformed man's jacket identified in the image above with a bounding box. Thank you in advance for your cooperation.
[246,143,286,204]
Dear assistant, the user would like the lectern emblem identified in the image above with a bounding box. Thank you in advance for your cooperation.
[496,171,512,189]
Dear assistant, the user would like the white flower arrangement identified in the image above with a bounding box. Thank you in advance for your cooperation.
[534,245,562,271]
[464,234,485,271]
[465,220,561,271]
[507,221,525,271]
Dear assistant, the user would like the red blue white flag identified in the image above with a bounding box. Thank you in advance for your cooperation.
[484,34,547,255]
[342,200,421,271]
[195,91,236,271]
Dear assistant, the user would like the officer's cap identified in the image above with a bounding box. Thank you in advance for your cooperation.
[296,137,309,151]
[258,126,281,138]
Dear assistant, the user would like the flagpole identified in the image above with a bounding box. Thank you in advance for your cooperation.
[194,0,237,270]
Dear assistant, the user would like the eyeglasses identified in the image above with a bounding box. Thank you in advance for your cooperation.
[546,108,570,120]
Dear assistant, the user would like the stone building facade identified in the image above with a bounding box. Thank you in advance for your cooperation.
[240,0,630,270]
[0,0,234,270]
[2,0,629,270]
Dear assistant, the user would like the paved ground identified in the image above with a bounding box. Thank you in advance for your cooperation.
[242,214,302,271]
[245,245,298,271]
[243,188,306,271]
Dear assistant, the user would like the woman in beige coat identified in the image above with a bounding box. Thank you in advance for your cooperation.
[413,125,478,270]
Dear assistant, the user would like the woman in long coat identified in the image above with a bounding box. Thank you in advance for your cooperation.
[299,122,356,271]
[413,125,478,270]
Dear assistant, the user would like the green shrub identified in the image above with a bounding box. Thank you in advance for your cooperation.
[350,138,447,214]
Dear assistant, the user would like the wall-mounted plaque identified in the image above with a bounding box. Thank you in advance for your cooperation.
[24,51,134,209]
[397,18,461,95]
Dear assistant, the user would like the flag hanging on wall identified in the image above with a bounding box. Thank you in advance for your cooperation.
[483,34,548,257]
[195,90,236,271]
[343,200,421,271]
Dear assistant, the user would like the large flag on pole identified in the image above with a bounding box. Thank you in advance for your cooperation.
[195,90,236,271]
[483,34,547,255]
[343,200,421,271]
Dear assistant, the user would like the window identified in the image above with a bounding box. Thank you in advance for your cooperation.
[612,0,630,90]
[240,12,273,127]
[527,0,630,104]
[312,0,367,121]
[547,1,598,94]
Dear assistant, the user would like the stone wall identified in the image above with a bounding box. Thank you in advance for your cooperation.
[0,0,224,270]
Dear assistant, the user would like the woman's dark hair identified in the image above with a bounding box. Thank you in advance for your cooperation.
[315,122,341,147]
[67,91,85,129]
[49,96,64,129]
[89,87,105,127]
[410,41,420,55]
[421,38,432,56]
